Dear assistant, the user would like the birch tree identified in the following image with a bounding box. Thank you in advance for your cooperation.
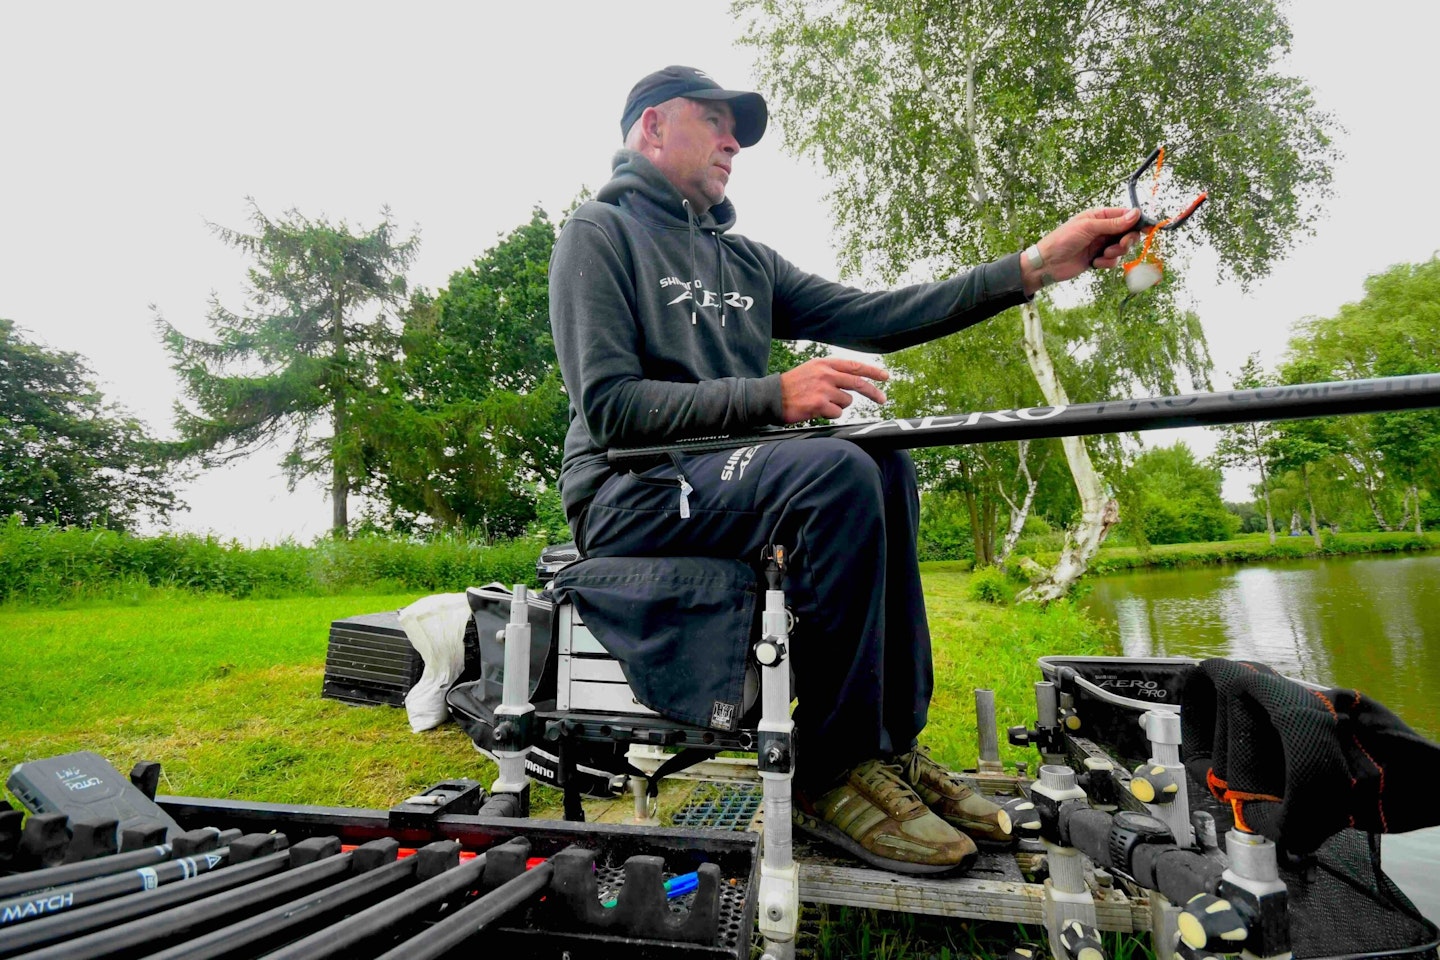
[1211,353,1280,544]
[736,0,1335,598]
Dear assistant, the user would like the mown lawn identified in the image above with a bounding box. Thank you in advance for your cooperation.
[0,571,1113,810]
[0,590,486,808]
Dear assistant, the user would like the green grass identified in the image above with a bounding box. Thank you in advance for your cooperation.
[918,564,1115,773]
[803,907,1150,960]
[0,570,1125,959]
[0,519,544,604]
[1038,530,1440,577]
[0,590,499,808]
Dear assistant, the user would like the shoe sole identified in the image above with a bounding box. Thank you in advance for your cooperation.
[793,812,977,877]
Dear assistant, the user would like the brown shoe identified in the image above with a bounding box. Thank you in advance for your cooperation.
[794,758,977,875]
[898,747,1014,847]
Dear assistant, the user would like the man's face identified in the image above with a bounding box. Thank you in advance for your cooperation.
[650,98,740,214]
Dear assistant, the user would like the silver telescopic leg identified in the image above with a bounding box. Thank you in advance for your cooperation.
[1036,681,1065,766]
[757,581,799,960]
[1139,710,1193,848]
[976,688,1004,775]
[1223,830,1291,960]
[492,584,535,797]
[1034,765,1097,960]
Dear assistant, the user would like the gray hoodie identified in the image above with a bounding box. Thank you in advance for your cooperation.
[549,150,1029,526]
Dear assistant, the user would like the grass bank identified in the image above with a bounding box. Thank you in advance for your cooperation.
[1050,530,1440,577]
[0,568,1113,809]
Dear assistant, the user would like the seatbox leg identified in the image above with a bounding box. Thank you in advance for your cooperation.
[756,546,799,950]
[492,585,537,800]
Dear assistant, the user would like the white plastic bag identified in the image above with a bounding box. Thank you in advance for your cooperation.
[398,592,472,732]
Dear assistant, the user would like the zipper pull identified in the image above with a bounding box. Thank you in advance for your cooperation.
[678,475,693,519]
[691,310,697,325]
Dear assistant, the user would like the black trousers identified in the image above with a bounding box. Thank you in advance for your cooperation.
[579,438,932,787]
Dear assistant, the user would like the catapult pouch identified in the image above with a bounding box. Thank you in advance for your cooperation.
[551,556,759,731]
[1181,657,1440,854]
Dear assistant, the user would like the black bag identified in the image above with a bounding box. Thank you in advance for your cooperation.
[445,584,630,799]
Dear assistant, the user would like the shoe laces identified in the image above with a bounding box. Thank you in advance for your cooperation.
[905,747,966,791]
[854,760,927,817]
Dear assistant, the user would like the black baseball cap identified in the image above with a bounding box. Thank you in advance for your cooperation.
[621,65,768,148]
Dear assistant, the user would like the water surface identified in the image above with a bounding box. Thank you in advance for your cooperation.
[1082,552,1440,919]
[1084,553,1440,739]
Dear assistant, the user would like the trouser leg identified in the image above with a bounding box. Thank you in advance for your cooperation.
[580,439,928,786]
[873,448,932,755]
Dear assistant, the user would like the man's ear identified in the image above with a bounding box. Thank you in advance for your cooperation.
[642,106,663,147]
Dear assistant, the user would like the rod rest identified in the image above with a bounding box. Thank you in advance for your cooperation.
[545,846,723,944]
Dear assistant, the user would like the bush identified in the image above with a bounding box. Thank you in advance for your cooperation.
[917,490,975,562]
[0,517,545,605]
[1074,530,1440,577]
[967,565,1013,604]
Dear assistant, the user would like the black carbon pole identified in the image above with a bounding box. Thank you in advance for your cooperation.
[0,842,175,901]
[607,372,1440,471]
[0,849,294,959]
[371,861,554,960]
[259,844,495,960]
[142,854,417,960]
[12,842,350,960]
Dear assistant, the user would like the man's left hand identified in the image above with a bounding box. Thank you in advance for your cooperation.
[1021,207,1143,296]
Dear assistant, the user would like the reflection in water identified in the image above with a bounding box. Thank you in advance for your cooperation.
[1084,552,1440,920]
[1086,554,1440,740]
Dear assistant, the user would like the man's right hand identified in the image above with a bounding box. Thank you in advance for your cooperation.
[779,357,889,423]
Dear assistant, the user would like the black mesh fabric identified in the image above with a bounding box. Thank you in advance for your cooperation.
[1169,662,1440,960]
[1181,658,1440,854]
[1284,831,1438,959]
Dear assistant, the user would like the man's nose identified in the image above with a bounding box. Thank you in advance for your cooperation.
[720,133,740,155]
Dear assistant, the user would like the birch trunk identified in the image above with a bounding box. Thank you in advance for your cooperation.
[1257,450,1277,545]
[1016,301,1118,602]
[1354,458,1393,531]
[1413,484,1424,535]
[1303,463,1321,548]
[997,440,1039,566]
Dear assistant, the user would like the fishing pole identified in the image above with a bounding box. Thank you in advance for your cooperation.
[607,372,1440,473]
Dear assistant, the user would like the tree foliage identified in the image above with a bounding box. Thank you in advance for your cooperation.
[357,209,568,539]
[1125,442,1238,544]
[736,0,1334,595]
[1282,257,1440,533]
[157,203,417,536]
[736,0,1336,286]
[1,319,180,529]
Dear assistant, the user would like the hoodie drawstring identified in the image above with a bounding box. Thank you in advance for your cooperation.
[683,197,731,328]
[717,234,729,327]
[683,199,699,325]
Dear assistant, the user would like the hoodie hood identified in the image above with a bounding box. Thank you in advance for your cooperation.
[596,150,737,234]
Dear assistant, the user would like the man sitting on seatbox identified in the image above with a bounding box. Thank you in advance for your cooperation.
[549,65,1141,875]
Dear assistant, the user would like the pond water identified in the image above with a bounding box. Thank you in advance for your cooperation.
[1082,551,1440,920]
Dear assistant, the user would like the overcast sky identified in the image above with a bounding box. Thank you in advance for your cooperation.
[4,2,1437,543]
